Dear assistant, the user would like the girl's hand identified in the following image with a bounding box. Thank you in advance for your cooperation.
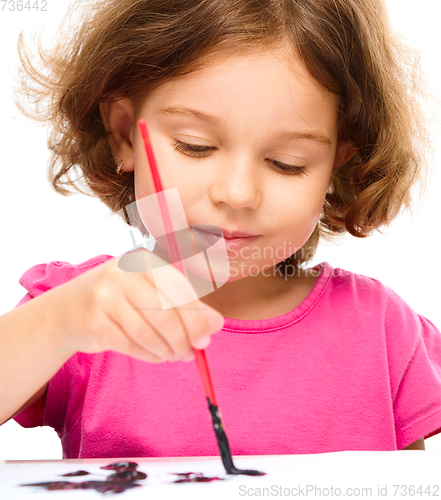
[48,250,225,363]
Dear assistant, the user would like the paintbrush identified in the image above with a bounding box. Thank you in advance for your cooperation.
[137,119,264,476]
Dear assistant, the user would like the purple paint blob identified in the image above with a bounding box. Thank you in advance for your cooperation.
[107,470,148,482]
[61,470,90,477]
[172,472,223,483]
[21,460,147,494]
[100,461,139,472]
[79,481,142,493]
[21,479,142,494]
[21,458,263,494]
[24,481,76,491]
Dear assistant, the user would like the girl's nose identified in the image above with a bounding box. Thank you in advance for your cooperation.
[208,155,262,210]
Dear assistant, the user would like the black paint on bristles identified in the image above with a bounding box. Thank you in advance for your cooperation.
[207,399,266,476]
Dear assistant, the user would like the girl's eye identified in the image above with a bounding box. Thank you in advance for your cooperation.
[173,141,214,156]
[268,159,309,177]
[173,141,309,176]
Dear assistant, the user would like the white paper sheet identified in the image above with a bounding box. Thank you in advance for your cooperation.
[1,451,440,499]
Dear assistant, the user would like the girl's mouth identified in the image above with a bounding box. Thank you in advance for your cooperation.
[192,226,261,253]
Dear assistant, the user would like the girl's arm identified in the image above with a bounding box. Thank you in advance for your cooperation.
[8,384,48,421]
[0,289,75,425]
[402,438,425,450]
[0,251,224,426]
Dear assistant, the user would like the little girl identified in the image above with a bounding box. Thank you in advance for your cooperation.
[1,0,440,459]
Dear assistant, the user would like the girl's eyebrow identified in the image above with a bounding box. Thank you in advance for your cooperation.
[158,106,222,126]
[157,105,332,146]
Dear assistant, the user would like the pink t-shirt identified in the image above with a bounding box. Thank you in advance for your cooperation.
[13,255,441,458]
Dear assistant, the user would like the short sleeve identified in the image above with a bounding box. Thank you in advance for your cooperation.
[393,314,441,449]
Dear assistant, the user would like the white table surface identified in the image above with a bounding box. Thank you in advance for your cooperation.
[1,451,440,499]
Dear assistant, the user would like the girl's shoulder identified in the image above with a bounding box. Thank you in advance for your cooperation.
[18,254,114,299]
[322,262,440,338]
[325,263,416,310]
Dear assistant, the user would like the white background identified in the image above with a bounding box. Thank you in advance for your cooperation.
[0,0,440,459]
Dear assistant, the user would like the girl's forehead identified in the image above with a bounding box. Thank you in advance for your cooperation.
[140,44,334,104]
[135,44,338,136]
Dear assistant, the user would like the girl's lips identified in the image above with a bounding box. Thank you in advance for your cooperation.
[192,224,259,239]
[222,235,261,253]
[192,226,261,254]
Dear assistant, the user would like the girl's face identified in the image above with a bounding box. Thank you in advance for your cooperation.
[104,44,354,282]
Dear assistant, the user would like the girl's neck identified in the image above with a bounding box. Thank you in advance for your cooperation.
[199,267,318,321]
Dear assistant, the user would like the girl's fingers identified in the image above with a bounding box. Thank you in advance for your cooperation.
[105,312,171,364]
[95,251,224,362]
[114,304,177,361]
[136,266,224,355]
[125,276,196,360]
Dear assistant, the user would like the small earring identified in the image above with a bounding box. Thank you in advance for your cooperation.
[116,159,125,175]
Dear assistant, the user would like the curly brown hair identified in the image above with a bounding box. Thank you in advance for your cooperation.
[14,0,438,276]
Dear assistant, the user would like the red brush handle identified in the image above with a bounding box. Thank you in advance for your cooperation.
[138,119,218,407]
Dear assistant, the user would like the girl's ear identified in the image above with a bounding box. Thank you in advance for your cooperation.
[99,98,135,173]
[334,142,359,168]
